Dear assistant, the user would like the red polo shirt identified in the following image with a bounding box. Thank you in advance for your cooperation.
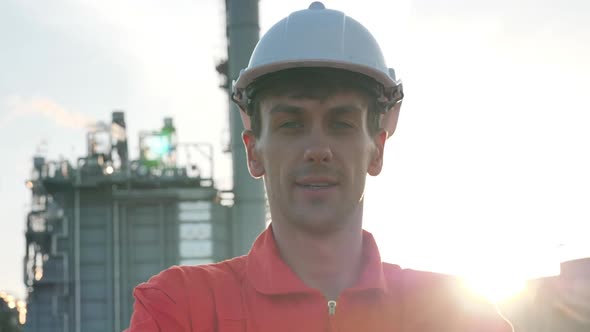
[126,226,512,331]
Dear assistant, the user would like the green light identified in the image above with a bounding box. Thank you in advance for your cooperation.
[141,133,175,168]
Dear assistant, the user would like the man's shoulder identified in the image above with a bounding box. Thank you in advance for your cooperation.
[126,257,248,330]
[135,255,248,297]
[382,264,465,302]
[381,264,512,331]
[382,263,457,286]
[381,265,484,307]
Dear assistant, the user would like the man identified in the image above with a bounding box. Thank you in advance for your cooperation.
[126,3,513,331]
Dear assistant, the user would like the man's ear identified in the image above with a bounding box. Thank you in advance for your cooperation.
[242,130,265,178]
[368,129,387,176]
[382,104,401,137]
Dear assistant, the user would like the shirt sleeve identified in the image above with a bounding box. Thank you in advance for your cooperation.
[125,266,194,332]
[125,289,159,331]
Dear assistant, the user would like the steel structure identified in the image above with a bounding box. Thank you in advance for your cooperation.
[225,0,267,256]
[23,112,231,332]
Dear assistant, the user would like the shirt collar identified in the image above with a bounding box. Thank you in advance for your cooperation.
[246,224,388,295]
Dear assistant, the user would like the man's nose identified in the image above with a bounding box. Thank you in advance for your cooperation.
[303,136,333,163]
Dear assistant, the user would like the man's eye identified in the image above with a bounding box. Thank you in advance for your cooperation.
[333,121,354,129]
[279,121,302,129]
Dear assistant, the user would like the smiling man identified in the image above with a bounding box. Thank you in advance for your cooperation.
[126,3,512,331]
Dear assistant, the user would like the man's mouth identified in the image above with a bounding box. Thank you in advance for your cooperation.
[298,183,336,189]
[295,176,338,189]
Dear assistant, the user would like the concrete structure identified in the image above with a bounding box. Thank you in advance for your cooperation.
[23,113,231,332]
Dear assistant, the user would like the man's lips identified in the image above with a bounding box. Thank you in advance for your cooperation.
[294,176,339,188]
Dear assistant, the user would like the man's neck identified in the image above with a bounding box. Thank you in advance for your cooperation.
[271,219,364,300]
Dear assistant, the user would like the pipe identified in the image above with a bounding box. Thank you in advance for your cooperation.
[113,200,121,331]
[226,0,266,256]
[74,188,81,332]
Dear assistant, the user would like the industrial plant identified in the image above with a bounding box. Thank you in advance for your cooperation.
[21,1,265,331]
[16,0,589,331]
[23,112,238,331]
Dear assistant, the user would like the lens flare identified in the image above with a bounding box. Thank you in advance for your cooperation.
[463,274,527,303]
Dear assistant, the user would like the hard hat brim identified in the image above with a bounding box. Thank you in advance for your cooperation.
[233,59,399,93]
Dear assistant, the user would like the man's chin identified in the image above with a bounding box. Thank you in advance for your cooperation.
[287,213,349,235]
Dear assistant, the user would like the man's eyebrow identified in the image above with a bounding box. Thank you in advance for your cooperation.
[269,104,304,115]
[328,105,363,115]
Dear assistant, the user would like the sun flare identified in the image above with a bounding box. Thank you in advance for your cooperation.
[463,274,527,303]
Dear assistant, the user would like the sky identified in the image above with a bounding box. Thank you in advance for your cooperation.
[1,0,589,301]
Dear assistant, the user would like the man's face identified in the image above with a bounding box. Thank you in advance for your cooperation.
[243,90,387,233]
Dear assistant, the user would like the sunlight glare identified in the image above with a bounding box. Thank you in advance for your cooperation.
[463,274,527,303]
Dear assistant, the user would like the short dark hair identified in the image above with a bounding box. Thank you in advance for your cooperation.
[246,68,385,138]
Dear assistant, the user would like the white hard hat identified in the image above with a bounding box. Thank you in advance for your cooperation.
[232,2,403,137]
